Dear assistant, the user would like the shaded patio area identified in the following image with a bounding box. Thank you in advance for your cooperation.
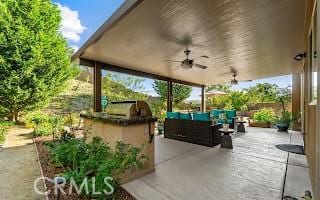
[123,127,311,200]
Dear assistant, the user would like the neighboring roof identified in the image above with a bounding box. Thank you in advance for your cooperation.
[72,0,306,86]
[206,91,227,95]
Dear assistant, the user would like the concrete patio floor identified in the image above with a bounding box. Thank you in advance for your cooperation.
[123,127,312,200]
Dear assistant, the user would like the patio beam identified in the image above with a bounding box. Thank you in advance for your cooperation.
[292,73,301,131]
[167,80,173,112]
[79,58,203,88]
[201,85,206,112]
[93,61,102,112]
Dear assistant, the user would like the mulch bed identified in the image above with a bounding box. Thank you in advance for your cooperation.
[34,137,136,200]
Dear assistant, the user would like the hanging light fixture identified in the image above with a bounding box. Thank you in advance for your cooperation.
[294,52,306,61]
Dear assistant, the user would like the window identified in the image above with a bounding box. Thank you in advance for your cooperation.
[309,13,318,103]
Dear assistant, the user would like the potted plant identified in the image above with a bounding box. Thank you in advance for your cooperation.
[156,109,166,135]
[275,87,292,132]
[221,113,229,131]
[276,111,292,132]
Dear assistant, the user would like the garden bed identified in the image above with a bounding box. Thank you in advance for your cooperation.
[248,120,272,128]
[34,136,136,200]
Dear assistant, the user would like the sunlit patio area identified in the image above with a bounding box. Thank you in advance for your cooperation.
[123,127,311,200]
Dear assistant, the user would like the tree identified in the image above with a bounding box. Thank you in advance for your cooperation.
[245,83,279,103]
[275,87,292,112]
[208,91,249,110]
[103,76,147,102]
[0,0,78,121]
[206,84,231,93]
[152,80,192,106]
[107,72,146,92]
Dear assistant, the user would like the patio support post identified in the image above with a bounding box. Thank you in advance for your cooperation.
[93,61,102,112]
[292,73,301,131]
[167,80,173,112]
[201,85,206,112]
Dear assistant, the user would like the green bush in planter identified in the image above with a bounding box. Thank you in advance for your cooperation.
[253,108,276,124]
[33,122,53,137]
[25,112,64,137]
[277,111,292,125]
[47,136,146,199]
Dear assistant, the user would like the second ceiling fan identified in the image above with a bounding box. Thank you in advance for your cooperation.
[167,49,209,70]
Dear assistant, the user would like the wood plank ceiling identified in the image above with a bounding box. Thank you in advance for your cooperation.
[76,0,306,85]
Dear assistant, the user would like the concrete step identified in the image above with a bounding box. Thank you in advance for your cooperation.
[123,179,171,200]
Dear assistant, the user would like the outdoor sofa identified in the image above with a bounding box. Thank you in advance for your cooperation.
[164,112,223,147]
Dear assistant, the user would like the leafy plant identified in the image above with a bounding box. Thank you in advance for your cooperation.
[0,120,14,144]
[25,112,64,137]
[150,99,166,123]
[25,112,49,129]
[49,115,64,140]
[224,102,234,110]
[33,122,53,137]
[47,136,146,199]
[253,108,276,124]
[277,111,292,125]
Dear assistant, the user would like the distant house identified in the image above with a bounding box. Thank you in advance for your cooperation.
[200,90,227,99]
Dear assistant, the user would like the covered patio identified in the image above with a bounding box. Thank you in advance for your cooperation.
[124,127,311,200]
[72,0,319,199]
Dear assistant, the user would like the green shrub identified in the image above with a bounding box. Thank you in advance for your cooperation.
[25,112,49,128]
[253,108,276,124]
[25,112,64,137]
[33,122,53,137]
[277,111,292,124]
[0,121,14,144]
[47,136,146,199]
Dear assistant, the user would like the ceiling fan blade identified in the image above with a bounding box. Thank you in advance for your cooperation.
[194,63,208,69]
[193,55,210,60]
[165,60,182,63]
[230,67,237,75]
[159,32,203,48]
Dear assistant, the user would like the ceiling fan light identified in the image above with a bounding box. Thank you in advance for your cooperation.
[181,59,193,69]
[231,79,238,85]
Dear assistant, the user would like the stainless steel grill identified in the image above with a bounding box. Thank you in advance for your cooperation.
[105,100,152,119]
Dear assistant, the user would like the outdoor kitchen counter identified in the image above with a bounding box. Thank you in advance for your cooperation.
[81,111,156,184]
[80,112,158,126]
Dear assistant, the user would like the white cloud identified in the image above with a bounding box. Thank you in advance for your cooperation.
[57,3,85,43]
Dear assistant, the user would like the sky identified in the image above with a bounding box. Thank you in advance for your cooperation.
[55,1,293,100]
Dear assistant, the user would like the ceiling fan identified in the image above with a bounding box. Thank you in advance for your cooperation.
[220,67,252,85]
[166,49,209,70]
[231,74,238,85]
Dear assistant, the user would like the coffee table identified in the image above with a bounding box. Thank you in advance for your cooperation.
[237,121,246,133]
[218,128,234,149]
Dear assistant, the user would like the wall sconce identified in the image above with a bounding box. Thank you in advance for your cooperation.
[294,53,306,61]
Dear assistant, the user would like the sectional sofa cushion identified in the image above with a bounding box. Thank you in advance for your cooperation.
[179,113,192,120]
[193,112,210,121]
[211,109,223,118]
[166,112,180,119]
